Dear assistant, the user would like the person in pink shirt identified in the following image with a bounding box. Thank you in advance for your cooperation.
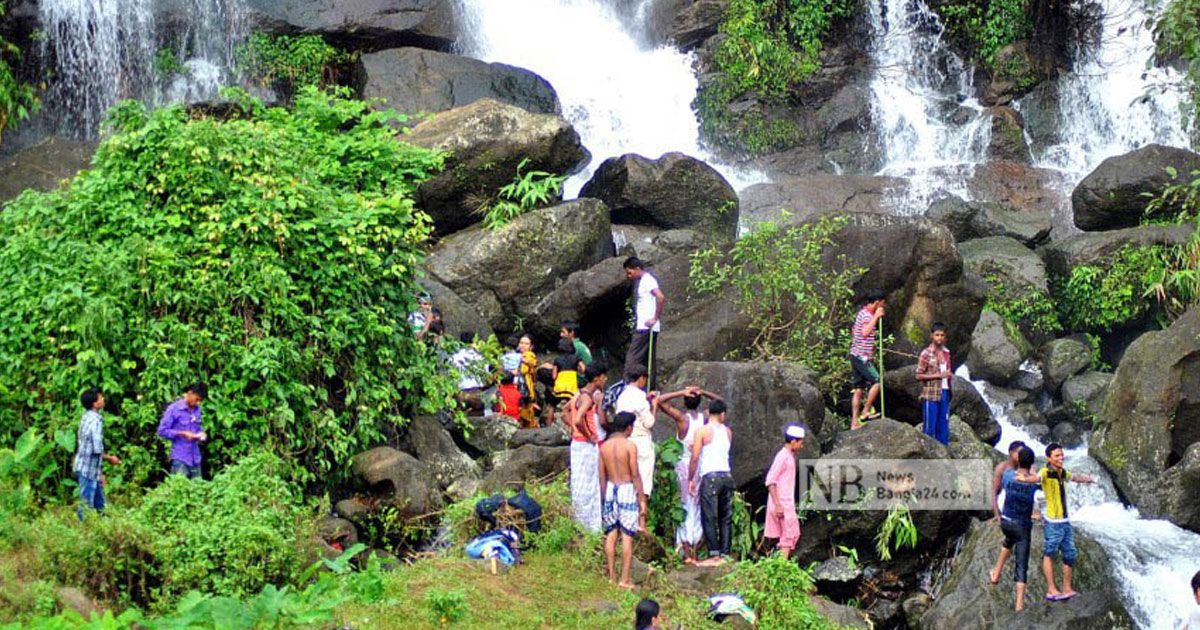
[764,424,806,558]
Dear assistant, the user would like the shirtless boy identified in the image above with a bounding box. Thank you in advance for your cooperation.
[599,411,647,588]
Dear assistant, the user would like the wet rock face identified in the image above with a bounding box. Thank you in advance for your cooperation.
[1071,144,1200,231]
[0,136,96,205]
[245,0,459,49]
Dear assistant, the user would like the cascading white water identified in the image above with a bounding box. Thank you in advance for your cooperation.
[1027,0,1193,181]
[962,363,1200,629]
[455,0,765,196]
[868,0,992,213]
[39,0,244,138]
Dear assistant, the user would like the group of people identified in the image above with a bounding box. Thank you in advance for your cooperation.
[73,382,210,517]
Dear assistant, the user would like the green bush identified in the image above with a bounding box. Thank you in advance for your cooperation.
[1054,245,1171,331]
[938,0,1031,65]
[690,215,860,395]
[235,33,353,98]
[0,0,38,141]
[695,0,850,156]
[980,273,1061,336]
[36,452,312,609]
[0,87,458,487]
[425,588,469,625]
[1157,0,1200,122]
[723,556,840,630]
[480,158,566,230]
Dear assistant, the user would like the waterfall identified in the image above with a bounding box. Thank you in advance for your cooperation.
[1026,0,1193,182]
[868,0,991,213]
[455,0,765,196]
[962,363,1200,629]
[39,0,245,138]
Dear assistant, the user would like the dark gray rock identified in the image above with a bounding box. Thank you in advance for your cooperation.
[741,175,904,226]
[508,425,569,448]
[967,160,1069,217]
[426,199,614,331]
[1009,365,1045,393]
[920,519,1132,629]
[1025,423,1051,442]
[881,365,1001,445]
[482,445,569,492]
[661,361,827,488]
[1093,307,1200,532]
[244,0,457,48]
[417,276,494,340]
[528,256,629,339]
[925,195,976,241]
[984,106,1031,163]
[1061,371,1113,424]
[667,0,728,51]
[1040,223,1196,279]
[350,447,444,518]
[1041,337,1092,393]
[612,225,703,262]
[1072,144,1200,231]
[405,98,589,235]
[966,310,1032,384]
[1007,402,1046,428]
[983,41,1058,106]
[361,48,560,118]
[580,152,739,242]
[0,136,95,205]
[960,235,1049,294]
[463,415,518,456]
[398,415,479,490]
[1051,421,1084,448]
[928,197,1050,246]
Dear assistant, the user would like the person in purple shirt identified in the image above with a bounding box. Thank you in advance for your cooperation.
[157,382,208,479]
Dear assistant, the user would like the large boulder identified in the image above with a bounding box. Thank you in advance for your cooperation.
[244,0,457,49]
[1072,144,1200,231]
[425,199,615,330]
[404,98,589,234]
[1039,223,1196,279]
[967,160,1069,217]
[579,152,739,242]
[527,256,629,343]
[0,136,96,205]
[1041,337,1092,393]
[795,421,972,570]
[417,276,493,340]
[920,519,1132,629]
[1093,308,1200,531]
[666,0,728,50]
[960,236,1049,293]
[482,444,569,492]
[966,310,1032,385]
[350,447,444,518]
[397,416,479,490]
[659,361,828,489]
[881,365,1001,445]
[740,175,904,226]
[613,225,706,263]
[926,196,1051,246]
[361,48,561,118]
[1060,371,1112,424]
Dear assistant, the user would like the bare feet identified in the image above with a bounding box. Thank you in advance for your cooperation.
[617,582,635,590]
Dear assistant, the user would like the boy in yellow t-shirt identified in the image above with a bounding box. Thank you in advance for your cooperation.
[1039,443,1094,602]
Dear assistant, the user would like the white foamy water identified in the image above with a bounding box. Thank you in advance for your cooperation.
[1028,0,1193,181]
[961,363,1200,629]
[456,0,766,196]
[39,0,245,137]
[868,0,991,213]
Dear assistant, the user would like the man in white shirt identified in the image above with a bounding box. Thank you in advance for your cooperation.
[623,257,665,390]
[615,366,656,501]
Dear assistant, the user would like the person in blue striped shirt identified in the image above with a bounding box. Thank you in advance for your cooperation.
[73,388,120,519]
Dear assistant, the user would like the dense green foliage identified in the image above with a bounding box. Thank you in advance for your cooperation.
[723,556,844,629]
[980,273,1061,336]
[938,0,1031,65]
[236,33,353,98]
[0,87,458,487]
[1054,245,1172,331]
[481,158,566,230]
[691,215,860,394]
[695,0,850,156]
[35,453,312,609]
[1157,0,1200,123]
[0,1,38,140]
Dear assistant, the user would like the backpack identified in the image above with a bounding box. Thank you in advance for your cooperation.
[602,380,627,416]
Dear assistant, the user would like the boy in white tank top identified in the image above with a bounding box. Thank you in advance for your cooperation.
[656,385,723,565]
[688,400,734,566]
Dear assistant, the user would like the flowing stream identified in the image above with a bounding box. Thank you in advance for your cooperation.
[455,0,765,196]
[39,0,244,138]
[962,363,1200,629]
[868,0,991,213]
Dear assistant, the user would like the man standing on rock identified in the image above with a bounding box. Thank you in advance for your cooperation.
[689,400,734,566]
[623,257,665,390]
[916,322,953,445]
[615,365,656,503]
[850,290,886,430]
[1039,442,1094,602]
[656,385,723,564]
